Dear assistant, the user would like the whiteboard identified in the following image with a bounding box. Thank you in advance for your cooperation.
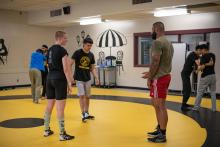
[169,43,186,91]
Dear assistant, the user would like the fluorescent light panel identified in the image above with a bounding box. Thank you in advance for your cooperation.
[80,16,103,25]
[154,8,190,17]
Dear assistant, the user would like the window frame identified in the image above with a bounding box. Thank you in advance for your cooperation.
[133,28,220,67]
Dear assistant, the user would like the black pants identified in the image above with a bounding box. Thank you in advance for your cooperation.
[181,72,191,104]
[41,69,48,97]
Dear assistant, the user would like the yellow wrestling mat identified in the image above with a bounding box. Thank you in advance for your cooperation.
[0,98,206,147]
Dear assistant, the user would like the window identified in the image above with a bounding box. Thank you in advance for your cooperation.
[138,37,152,65]
[181,34,204,51]
[134,28,220,67]
[165,35,178,42]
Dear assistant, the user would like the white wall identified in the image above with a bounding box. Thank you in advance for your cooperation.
[1,9,219,93]
[0,10,61,86]
[64,12,220,93]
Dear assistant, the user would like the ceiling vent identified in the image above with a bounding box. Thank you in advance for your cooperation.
[132,0,152,5]
[50,9,62,17]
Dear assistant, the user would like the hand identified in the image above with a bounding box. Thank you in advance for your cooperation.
[67,82,72,94]
[195,59,200,66]
[95,77,100,85]
[209,58,214,65]
[147,79,152,89]
[142,72,150,79]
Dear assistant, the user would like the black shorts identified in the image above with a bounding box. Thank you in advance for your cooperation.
[46,79,67,100]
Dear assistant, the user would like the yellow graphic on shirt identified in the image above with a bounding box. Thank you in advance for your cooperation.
[79,56,90,69]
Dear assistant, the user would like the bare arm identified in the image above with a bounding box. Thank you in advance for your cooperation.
[62,55,74,93]
[197,58,214,71]
[68,58,75,81]
[91,64,99,85]
[148,53,161,80]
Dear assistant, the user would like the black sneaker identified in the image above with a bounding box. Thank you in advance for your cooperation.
[147,129,160,137]
[82,117,87,122]
[59,131,75,141]
[82,113,87,123]
[181,105,190,111]
[44,128,54,137]
[147,134,166,143]
[185,104,193,107]
[88,115,95,119]
[85,112,95,120]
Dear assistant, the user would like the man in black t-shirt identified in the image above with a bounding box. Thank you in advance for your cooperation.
[41,44,48,99]
[181,45,202,110]
[70,37,99,122]
[192,44,216,112]
[43,31,75,141]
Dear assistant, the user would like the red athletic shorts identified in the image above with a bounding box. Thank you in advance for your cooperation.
[150,74,171,99]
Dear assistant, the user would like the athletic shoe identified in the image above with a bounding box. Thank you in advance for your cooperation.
[34,100,39,104]
[59,131,75,141]
[147,133,166,143]
[147,125,160,137]
[192,106,199,111]
[181,103,193,111]
[44,128,54,137]
[82,113,87,123]
[147,129,160,137]
[181,105,190,111]
[185,104,193,107]
[85,112,95,120]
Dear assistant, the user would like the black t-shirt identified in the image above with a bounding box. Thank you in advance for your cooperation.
[182,52,199,76]
[47,44,68,79]
[200,52,215,78]
[72,49,95,82]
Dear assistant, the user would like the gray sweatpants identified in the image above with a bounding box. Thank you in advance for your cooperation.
[29,68,42,102]
[194,74,216,111]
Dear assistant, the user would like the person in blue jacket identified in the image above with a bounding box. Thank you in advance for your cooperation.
[29,49,46,103]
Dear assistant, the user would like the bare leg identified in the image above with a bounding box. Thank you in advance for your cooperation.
[44,99,55,130]
[56,99,66,133]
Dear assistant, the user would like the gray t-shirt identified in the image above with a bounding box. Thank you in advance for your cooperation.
[151,36,174,79]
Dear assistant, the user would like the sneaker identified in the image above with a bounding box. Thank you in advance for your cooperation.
[147,129,160,137]
[147,134,166,143]
[85,112,95,120]
[82,113,87,123]
[44,128,54,137]
[181,105,190,111]
[185,104,193,107]
[33,99,39,104]
[147,125,160,137]
[212,109,216,112]
[59,131,75,141]
[192,106,199,111]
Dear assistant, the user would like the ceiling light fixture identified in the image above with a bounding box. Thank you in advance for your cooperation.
[80,16,104,25]
[154,8,190,17]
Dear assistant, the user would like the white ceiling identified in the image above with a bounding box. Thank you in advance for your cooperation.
[0,0,85,11]
[1,0,220,27]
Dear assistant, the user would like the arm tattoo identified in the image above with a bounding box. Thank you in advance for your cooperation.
[149,54,161,80]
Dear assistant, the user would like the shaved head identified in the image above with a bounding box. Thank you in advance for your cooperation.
[153,22,165,32]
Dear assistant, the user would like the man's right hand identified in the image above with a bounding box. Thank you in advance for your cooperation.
[141,72,150,79]
[67,82,72,94]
